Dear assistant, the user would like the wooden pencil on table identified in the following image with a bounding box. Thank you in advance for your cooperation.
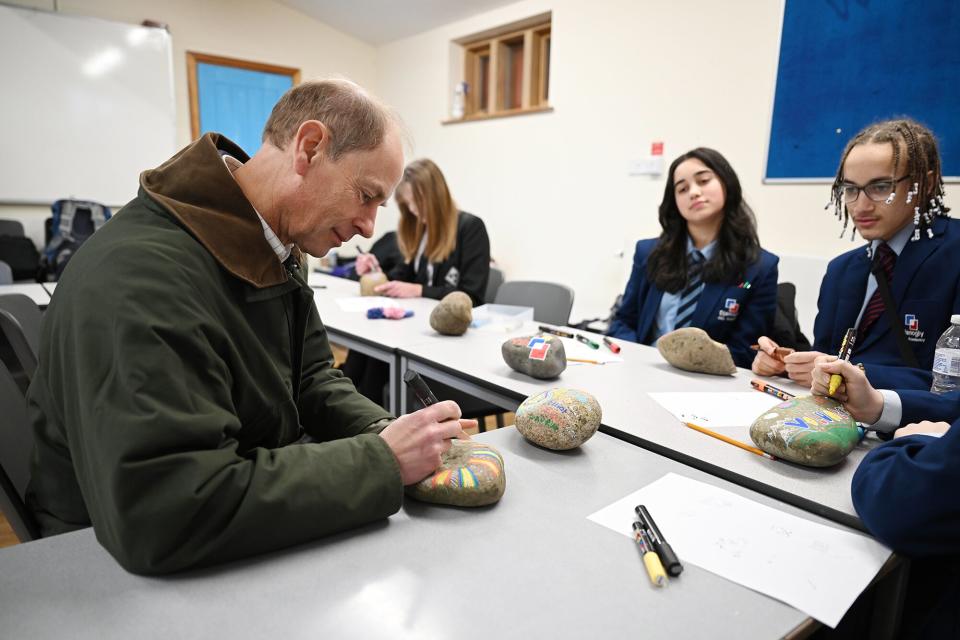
[684,422,776,461]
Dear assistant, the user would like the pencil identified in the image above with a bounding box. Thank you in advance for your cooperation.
[684,422,776,460]
[568,358,602,365]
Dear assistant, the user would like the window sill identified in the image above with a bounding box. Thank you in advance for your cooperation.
[442,105,553,125]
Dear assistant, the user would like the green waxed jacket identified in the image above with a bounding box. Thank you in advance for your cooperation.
[25,134,402,575]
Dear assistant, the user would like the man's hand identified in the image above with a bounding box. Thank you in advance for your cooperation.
[375,281,423,298]
[782,350,828,386]
[379,401,469,485]
[751,336,787,377]
[895,421,952,439]
[355,253,380,275]
[811,356,884,423]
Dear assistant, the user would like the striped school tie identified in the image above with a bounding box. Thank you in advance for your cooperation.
[857,242,896,337]
[675,250,706,329]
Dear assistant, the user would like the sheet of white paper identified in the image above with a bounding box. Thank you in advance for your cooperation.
[587,473,891,627]
[335,297,402,312]
[647,391,782,428]
[558,336,623,364]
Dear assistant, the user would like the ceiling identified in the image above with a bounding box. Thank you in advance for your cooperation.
[277,0,522,45]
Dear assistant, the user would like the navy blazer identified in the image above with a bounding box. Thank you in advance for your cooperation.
[852,419,960,636]
[896,389,960,425]
[812,217,960,390]
[608,238,779,368]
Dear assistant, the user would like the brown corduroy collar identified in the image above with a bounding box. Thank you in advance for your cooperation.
[140,133,294,289]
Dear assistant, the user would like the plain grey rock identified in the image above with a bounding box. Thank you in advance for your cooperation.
[429,291,473,335]
[657,327,736,375]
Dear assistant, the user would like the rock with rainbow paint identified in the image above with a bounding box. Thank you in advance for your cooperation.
[515,387,601,450]
[405,440,506,507]
[749,395,860,467]
[501,333,567,379]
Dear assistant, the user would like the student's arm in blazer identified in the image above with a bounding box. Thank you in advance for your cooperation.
[608,240,653,343]
[726,251,779,368]
[897,389,960,425]
[422,212,490,306]
[852,418,960,557]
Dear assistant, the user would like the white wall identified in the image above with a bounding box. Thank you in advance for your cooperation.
[1,0,377,248]
[374,0,952,321]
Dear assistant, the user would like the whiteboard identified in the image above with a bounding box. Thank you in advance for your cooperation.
[0,5,176,206]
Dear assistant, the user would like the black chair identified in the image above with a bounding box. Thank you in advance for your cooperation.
[0,219,25,237]
[0,359,40,542]
[770,282,811,351]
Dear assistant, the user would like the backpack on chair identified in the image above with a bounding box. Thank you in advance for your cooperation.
[41,199,111,280]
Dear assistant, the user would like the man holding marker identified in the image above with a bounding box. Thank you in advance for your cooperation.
[27,79,472,575]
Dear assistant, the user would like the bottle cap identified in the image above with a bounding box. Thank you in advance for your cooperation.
[952,314,960,324]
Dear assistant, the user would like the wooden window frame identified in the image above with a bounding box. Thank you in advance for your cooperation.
[449,18,552,124]
[186,51,301,140]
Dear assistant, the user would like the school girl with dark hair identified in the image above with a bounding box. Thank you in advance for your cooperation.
[608,147,779,368]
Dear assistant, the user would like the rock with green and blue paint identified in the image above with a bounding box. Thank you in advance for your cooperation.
[406,440,506,507]
[749,395,860,467]
[502,334,567,379]
[515,388,601,450]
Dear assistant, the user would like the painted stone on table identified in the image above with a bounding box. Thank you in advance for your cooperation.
[515,387,601,450]
[502,334,566,379]
[657,327,736,376]
[429,291,473,335]
[405,440,506,507]
[360,271,388,296]
[749,395,860,467]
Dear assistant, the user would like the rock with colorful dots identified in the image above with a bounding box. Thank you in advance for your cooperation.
[749,395,860,467]
[515,388,601,450]
[502,333,566,379]
[406,440,506,506]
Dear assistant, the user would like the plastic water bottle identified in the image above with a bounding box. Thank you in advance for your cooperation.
[931,315,960,394]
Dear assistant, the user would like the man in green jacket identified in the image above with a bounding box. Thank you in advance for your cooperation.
[26,79,469,575]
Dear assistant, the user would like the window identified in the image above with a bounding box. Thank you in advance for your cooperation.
[448,14,552,123]
[187,52,299,156]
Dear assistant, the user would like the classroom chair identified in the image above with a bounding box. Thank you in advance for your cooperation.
[0,359,40,542]
[0,295,41,389]
[0,219,25,238]
[494,280,575,326]
[484,266,505,304]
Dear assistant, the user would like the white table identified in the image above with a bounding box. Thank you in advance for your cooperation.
[310,272,439,414]
[398,321,876,531]
[0,283,51,306]
[0,428,838,639]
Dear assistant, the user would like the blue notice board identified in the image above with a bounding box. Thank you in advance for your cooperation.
[766,0,960,181]
[197,63,294,157]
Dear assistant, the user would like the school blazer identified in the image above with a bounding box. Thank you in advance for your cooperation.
[852,419,960,636]
[608,239,779,368]
[895,389,960,426]
[812,217,960,390]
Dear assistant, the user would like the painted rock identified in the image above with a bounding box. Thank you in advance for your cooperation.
[749,395,859,467]
[657,327,736,376]
[515,388,601,450]
[405,440,506,507]
[360,271,388,296]
[502,334,566,379]
[429,291,473,335]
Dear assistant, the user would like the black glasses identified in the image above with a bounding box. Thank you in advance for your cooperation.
[839,175,910,204]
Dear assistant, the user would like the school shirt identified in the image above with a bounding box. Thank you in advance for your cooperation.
[812,216,960,390]
[652,237,717,340]
[608,237,779,368]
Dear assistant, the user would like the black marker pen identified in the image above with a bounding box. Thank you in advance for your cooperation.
[635,504,683,577]
[403,369,439,407]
